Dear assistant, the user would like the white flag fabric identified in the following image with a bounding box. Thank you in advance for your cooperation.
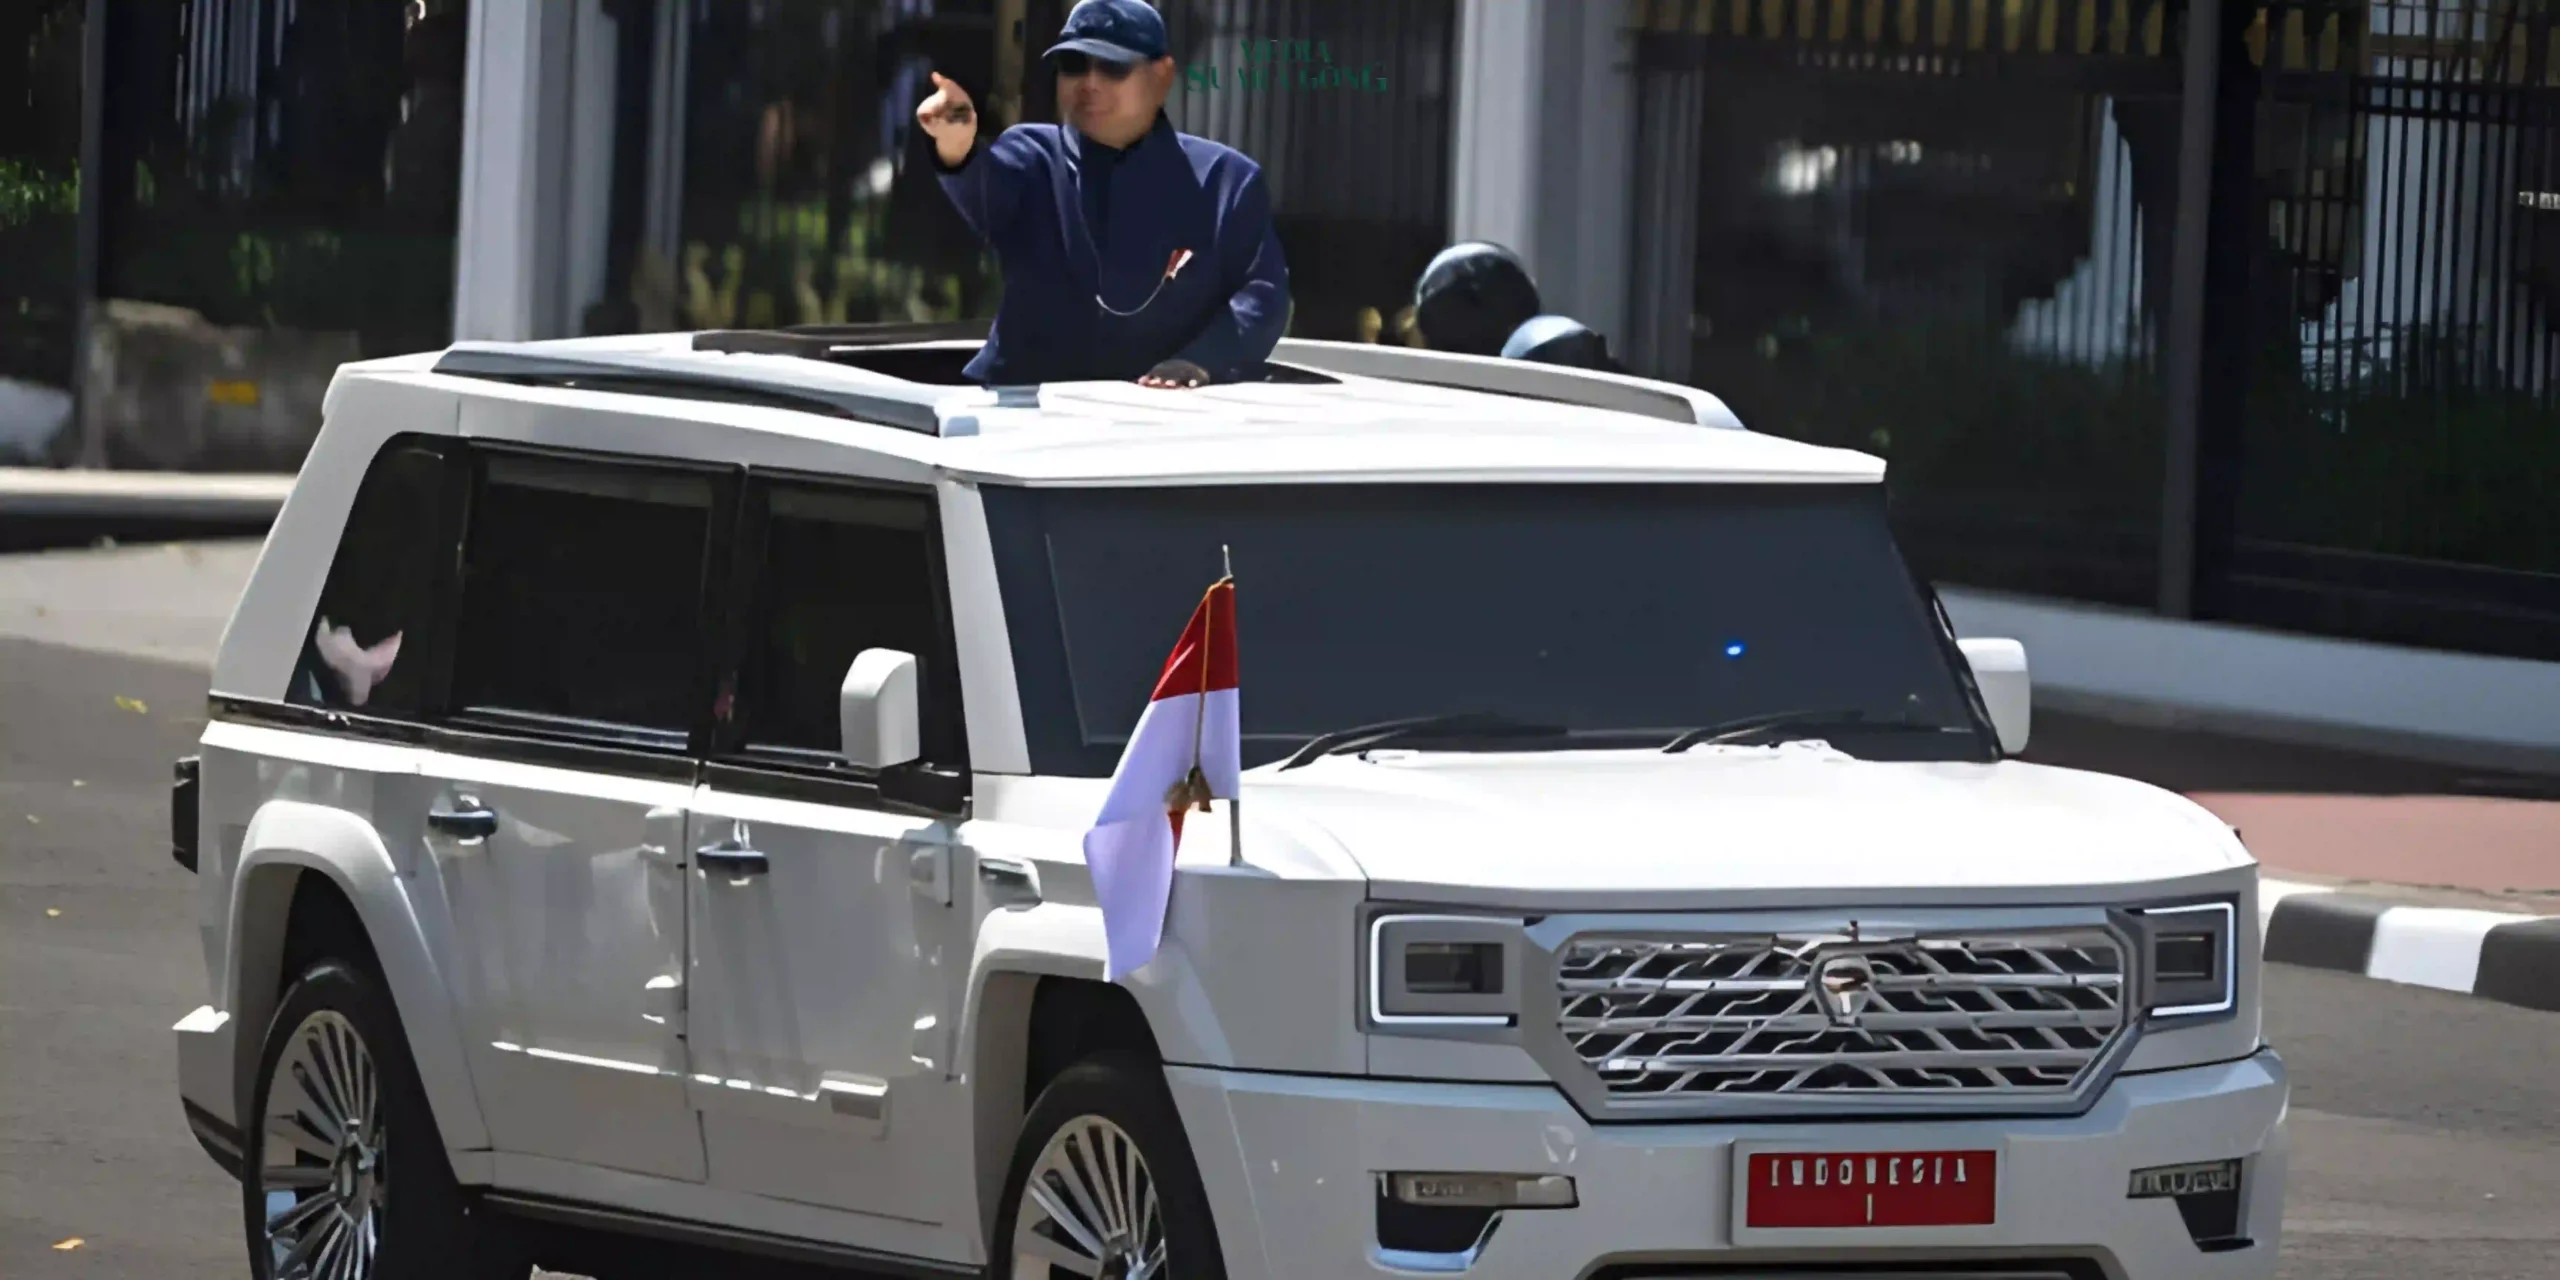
[1083,576,1240,982]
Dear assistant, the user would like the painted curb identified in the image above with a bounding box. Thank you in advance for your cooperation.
[2261,878,2560,1012]
[0,467,295,521]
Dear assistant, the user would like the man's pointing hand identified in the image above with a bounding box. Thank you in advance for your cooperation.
[917,72,978,167]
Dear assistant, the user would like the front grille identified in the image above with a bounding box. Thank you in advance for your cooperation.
[1552,927,2128,1113]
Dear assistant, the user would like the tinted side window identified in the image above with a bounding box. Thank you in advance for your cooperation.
[290,437,454,715]
[737,482,965,768]
[450,453,719,743]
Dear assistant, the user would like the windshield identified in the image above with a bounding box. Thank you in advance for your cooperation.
[981,481,1992,776]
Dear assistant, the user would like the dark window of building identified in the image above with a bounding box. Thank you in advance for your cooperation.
[2211,29,2560,661]
[0,0,85,464]
[89,0,468,469]
[730,480,966,769]
[1637,41,2183,613]
[449,453,723,746]
[288,437,456,716]
[1135,0,1460,343]
[566,1,1006,342]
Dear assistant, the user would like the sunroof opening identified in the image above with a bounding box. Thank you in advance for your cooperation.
[825,345,983,385]
[690,327,1341,388]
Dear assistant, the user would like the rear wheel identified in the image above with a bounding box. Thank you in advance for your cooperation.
[993,1053,1227,1280]
[242,958,529,1280]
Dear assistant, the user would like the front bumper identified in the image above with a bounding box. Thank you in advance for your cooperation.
[1168,1049,2288,1280]
[174,1004,243,1180]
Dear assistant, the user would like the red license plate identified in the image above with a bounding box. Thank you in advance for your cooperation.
[1743,1150,1997,1229]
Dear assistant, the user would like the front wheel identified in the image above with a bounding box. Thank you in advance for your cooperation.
[993,1053,1229,1280]
[241,958,529,1280]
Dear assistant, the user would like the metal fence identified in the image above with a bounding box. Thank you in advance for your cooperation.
[2216,0,2560,658]
[1023,0,1459,341]
[1631,0,2191,608]
[1633,0,2560,661]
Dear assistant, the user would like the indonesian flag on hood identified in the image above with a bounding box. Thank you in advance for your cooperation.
[1084,575,1239,982]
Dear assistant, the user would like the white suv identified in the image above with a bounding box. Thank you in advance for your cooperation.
[170,325,2287,1280]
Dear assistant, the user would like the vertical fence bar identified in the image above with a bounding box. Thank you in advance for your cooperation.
[2385,25,2416,400]
[2159,0,2228,616]
[73,0,108,468]
[2422,0,2458,420]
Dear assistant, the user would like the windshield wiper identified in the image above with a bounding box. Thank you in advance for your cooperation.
[1661,707,1949,754]
[1277,712,1568,772]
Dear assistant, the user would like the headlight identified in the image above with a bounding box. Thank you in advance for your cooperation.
[1366,913,1523,1029]
[2133,899,2237,1020]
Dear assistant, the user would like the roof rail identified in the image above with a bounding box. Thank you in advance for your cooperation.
[431,343,945,435]
[1267,339,1746,431]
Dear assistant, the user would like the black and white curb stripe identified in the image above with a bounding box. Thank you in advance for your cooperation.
[2262,880,2560,1012]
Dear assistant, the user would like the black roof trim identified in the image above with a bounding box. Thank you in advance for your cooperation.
[692,324,1344,387]
[692,321,991,358]
[430,347,943,435]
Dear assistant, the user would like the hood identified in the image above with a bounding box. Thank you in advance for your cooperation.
[1244,743,2253,910]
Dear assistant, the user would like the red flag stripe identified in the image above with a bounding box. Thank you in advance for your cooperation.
[1147,578,1238,701]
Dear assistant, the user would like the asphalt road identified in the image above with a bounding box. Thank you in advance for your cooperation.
[5,635,2558,1278]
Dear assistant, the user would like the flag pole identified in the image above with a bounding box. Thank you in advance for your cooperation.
[1224,543,1242,868]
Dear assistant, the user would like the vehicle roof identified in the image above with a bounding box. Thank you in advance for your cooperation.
[344,332,1887,487]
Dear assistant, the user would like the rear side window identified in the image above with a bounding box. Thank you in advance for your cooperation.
[448,453,722,746]
[289,438,454,716]
[731,480,966,769]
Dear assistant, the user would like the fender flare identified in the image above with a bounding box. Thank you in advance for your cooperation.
[226,800,491,1154]
[960,900,1242,1073]
[958,900,1248,1246]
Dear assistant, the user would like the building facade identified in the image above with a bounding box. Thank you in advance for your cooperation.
[9,0,2556,747]
[1449,0,2559,709]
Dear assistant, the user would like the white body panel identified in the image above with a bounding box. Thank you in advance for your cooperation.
[680,784,964,1249]
[172,335,2288,1280]
[1244,747,2249,907]
[416,750,702,1181]
[1169,1053,2289,1280]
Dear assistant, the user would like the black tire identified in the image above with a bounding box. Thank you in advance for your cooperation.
[992,1052,1229,1280]
[241,958,531,1280]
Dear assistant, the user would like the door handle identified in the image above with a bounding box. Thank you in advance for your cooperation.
[697,841,770,878]
[428,796,499,839]
[978,855,1042,909]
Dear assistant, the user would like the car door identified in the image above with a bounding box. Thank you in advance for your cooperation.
[417,446,731,1183]
[682,475,977,1249]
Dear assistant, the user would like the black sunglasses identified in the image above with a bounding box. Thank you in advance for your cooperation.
[1051,51,1138,80]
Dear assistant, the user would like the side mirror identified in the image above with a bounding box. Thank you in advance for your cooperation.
[1957,637,2031,755]
[840,649,922,770]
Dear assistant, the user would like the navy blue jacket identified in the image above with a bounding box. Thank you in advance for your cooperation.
[937,113,1290,386]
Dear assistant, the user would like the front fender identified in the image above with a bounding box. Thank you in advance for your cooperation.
[960,865,1369,1077]
[227,800,490,1154]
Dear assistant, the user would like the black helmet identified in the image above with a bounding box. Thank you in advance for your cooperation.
[1412,242,1542,357]
[1502,314,1621,372]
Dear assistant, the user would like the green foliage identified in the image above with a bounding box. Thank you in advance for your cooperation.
[1726,319,2560,577]
[0,160,78,228]
[678,191,997,329]
[1732,322,2165,530]
[109,221,456,356]
[2242,330,2560,575]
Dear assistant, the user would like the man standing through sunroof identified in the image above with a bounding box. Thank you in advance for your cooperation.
[918,0,1291,389]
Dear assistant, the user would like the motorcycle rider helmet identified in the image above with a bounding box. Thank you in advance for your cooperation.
[1411,241,1543,357]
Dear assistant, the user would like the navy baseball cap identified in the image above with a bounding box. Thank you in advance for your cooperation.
[1044,0,1168,65]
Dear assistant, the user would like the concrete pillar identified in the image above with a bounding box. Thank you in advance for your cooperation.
[452,0,574,342]
[1448,0,1639,349]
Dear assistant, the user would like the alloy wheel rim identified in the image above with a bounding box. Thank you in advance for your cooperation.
[1012,1114,1167,1280]
[257,1010,386,1280]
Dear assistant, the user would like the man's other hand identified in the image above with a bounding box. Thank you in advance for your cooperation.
[1140,359,1209,389]
[918,72,978,167]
